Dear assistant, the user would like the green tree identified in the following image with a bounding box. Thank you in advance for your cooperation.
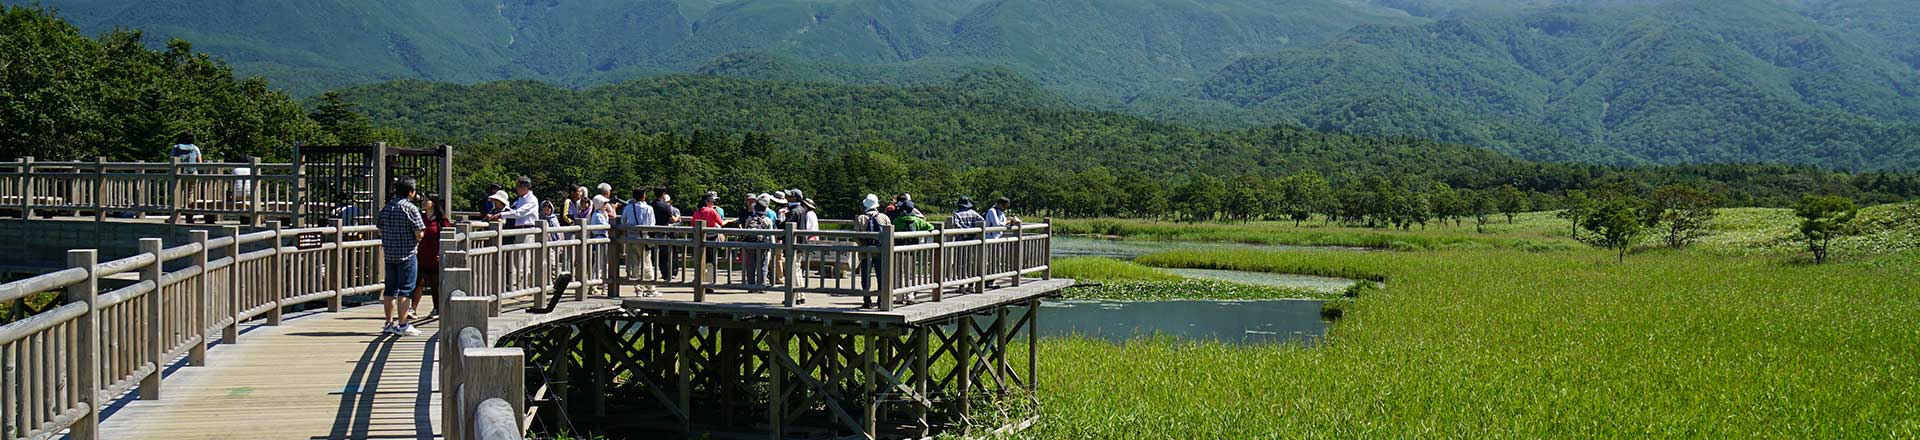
[1174,175,1227,222]
[1467,189,1495,233]
[1649,185,1718,248]
[1557,190,1595,239]
[1498,185,1530,224]
[1581,195,1649,263]
[309,91,375,145]
[1793,195,1857,264]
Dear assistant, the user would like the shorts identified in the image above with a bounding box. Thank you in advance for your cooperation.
[384,256,418,298]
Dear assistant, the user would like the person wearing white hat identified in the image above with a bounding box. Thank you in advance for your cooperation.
[854,194,892,307]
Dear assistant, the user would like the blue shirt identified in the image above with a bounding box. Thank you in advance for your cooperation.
[170,143,201,163]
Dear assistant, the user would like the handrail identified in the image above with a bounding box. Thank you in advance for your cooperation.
[0,219,408,440]
[2,156,295,225]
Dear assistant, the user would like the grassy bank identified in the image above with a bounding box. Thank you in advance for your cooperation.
[1051,257,1336,301]
[1032,207,1920,437]
[1053,216,1575,251]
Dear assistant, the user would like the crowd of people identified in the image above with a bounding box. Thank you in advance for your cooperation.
[375,175,1021,335]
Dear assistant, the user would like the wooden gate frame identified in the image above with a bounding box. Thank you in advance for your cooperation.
[292,143,452,226]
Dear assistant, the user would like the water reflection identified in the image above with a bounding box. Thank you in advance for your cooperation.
[1031,299,1329,345]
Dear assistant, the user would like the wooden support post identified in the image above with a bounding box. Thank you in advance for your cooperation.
[224,226,242,343]
[167,157,182,224]
[549,326,571,415]
[138,238,164,400]
[676,324,692,432]
[1027,300,1038,394]
[862,334,880,439]
[247,157,263,227]
[268,221,285,325]
[1011,222,1024,287]
[94,157,108,223]
[67,249,100,439]
[913,328,931,438]
[189,230,210,366]
[585,324,607,418]
[781,223,797,307]
[956,316,973,429]
[932,227,945,303]
[329,219,345,312]
[692,220,707,302]
[768,329,785,440]
[995,307,1009,395]
[879,224,896,311]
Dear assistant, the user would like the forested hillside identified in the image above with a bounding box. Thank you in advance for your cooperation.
[1184,0,1920,170]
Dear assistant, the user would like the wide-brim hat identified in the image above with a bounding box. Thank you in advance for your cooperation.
[488,190,511,204]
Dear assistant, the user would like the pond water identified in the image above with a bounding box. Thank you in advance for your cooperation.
[1051,236,1362,261]
[1031,299,1328,345]
[1053,236,1364,293]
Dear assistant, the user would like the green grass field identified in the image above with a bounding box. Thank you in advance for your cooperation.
[1035,206,1920,437]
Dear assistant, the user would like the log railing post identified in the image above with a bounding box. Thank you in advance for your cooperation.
[463,349,525,440]
[533,222,549,307]
[1011,222,1024,287]
[292,145,307,226]
[167,157,182,224]
[977,225,990,293]
[1042,217,1053,280]
[189,230,210,366]
[17,156,32,220]
[329,218,345,312]
[66,249,100,439]
[94,157,108,222]
[605,227,623,298]
[574,224,590,300]
[268,221,285,325]
[781,222,796,307]
[879,224,895,311]
[247,157,263,227]
[932,227,945,303]
[440,293,488,440]
[224,226,243,343]
[138,238,164,400]
[493,222,507,316]
[439,229,459,312]
[692,220,706,302]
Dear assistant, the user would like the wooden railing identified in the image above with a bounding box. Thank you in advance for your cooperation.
[0,157,301,225]
[0,220,381,440]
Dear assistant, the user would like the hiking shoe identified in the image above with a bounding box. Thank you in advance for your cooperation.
[396,324,421,337]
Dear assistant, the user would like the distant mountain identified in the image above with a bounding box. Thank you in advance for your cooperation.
[1183,0,1920,170]
[16,0,1920,170]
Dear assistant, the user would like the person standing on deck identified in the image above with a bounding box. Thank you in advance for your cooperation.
[619,188,660,297]
[411,198,453,319]
[562,186,589,227]
[738,200,774,292]
[945,197,988,292]
[764,192,788,285]
[854,194,892,307]
[784,189,819,303]
[376,177,425,336]
[984,197,1021,239]
[893,200,934,244]
[589,183,614,239]
[693,193,725,290]
[649,188,681,282]
[489,176,540,243]
[480,184,505,217]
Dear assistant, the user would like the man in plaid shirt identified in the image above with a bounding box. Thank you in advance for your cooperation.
[377,177,426,336]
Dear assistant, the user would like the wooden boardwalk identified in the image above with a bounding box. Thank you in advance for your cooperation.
[96,304,446,440]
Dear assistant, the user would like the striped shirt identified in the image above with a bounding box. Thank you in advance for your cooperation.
[377,198,425,262]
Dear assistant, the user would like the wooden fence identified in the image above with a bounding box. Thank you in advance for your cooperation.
[0,220,380,440]
[0,212,1052,440]
[0,157,302,225]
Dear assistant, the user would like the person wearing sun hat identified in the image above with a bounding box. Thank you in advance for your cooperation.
[854,194,892,307]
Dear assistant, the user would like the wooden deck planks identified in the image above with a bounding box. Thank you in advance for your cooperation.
[96,304,443,440]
